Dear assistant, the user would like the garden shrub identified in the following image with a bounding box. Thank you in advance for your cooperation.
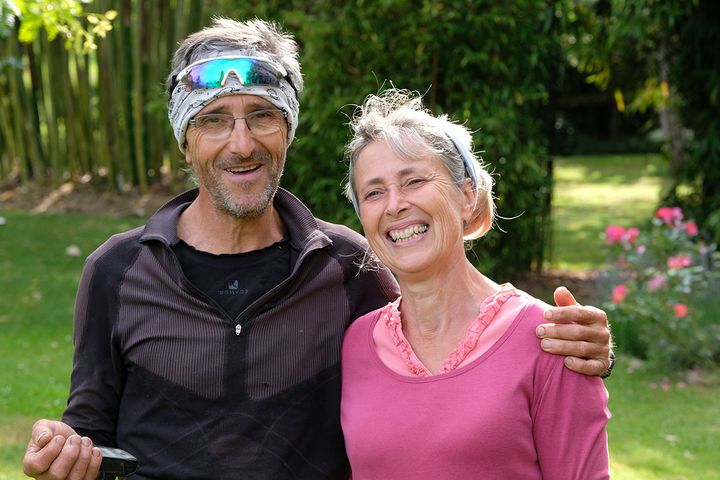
[602,207,720,371]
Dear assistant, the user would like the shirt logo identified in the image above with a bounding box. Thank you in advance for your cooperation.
[219,280,248,296]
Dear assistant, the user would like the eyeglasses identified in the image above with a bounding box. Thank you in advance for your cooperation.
[188,109,288,138]
[177,56,288,91]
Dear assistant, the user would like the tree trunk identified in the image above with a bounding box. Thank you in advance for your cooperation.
[657,39,685,174]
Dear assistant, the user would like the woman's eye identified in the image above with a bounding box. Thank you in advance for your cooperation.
[407,178,425,186]
[364,190,381,200]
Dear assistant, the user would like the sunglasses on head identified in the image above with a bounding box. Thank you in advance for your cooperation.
[176,56,289,91]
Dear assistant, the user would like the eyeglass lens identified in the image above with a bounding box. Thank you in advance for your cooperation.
[193,110,285,137]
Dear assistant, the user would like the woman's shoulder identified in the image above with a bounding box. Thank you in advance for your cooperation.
[346,303,391,338]
[502,288,550,327]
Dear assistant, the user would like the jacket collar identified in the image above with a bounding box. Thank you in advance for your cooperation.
[140,187,332,252]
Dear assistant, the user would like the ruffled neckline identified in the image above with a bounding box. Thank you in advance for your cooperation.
[381,283,519,377]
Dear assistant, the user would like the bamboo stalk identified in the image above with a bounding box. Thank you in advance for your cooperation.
[0,33,20,180]
[6,28,31,183]
[74,48,93,174]
[97,29,116,185]
[131,0,147,191]
[114,0,133,190]
[36,35,61,184]
[54,41,81,179]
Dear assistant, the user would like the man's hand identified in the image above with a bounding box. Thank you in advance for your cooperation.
[23,419,102,480]
[536,286,613,376]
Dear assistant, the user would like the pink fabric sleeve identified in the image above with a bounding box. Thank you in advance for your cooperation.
[531,352,611,479]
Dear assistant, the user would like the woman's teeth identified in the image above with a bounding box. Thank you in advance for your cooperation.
[389,225,428,243]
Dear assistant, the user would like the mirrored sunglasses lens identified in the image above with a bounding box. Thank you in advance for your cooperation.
[184,59,279,90]
[186,63,226,88]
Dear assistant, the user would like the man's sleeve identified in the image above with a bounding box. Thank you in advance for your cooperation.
[347,263,399,323]
[62,246,127,446]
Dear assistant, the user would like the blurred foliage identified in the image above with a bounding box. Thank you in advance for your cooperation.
[268,0,558,274]
[1,0,561,275]
[207,1,560,275]
[8,0,117,52]
[559,0,720,245]
[4,0,718,273]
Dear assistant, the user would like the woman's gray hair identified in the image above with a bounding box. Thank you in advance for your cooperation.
[344,89,495,240]
[166,17,304,96]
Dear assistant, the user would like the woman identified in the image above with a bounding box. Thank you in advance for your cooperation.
[340,89,610,479]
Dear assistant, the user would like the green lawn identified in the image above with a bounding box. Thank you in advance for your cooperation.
[607,366,720,480]
[0,210,145,479]
[2,163,719,479]
[548,154,668,271]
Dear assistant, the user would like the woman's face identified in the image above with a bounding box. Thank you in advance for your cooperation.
[354,139,475,279]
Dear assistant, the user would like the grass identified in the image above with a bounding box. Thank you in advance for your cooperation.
[607,366,720,480]
[0,210,145,478]
[548,153,668,271]
[1,159,719,479]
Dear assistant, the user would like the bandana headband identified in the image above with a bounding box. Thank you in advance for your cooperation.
[168,54,299,153]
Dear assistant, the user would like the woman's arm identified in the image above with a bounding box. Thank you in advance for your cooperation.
[532,354,611,479]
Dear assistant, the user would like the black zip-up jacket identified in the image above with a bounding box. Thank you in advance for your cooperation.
[63,188,399,479]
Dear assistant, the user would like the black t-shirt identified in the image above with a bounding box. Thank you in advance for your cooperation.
[173,239,292,319]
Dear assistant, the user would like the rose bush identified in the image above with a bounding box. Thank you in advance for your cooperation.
[602,207,720,370]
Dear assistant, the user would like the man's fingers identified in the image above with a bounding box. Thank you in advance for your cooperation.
[539,337,610,360]
[66,436,94,480]
[45,435,83,479]
[553,286,578,307]
[543,304,609,326]
[23,434,66,477]
[536,322,610,345]
[563,356,611,376]
[83,448,103,480]
[24,420,81,478]
[31,419,63,449]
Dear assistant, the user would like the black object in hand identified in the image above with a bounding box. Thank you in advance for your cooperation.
[97,446,138,477]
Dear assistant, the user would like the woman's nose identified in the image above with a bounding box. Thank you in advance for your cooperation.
[385,187,409,217]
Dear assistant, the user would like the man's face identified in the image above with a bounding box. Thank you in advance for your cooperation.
[185,94,289,219]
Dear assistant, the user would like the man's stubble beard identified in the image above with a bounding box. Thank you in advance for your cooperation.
[193,150,285,220]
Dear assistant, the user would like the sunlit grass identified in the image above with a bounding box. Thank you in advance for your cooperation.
[548,154,668,271]
[608,366,720,479]
[0,210,145,479]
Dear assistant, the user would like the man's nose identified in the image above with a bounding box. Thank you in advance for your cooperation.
[226,118,255,156]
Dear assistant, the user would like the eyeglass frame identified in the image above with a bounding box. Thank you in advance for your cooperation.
[187,109,289,138]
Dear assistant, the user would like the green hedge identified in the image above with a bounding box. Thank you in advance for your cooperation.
[265,1,559,274]
[1,0,561,274]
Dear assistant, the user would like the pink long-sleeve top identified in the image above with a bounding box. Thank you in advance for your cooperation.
[341,287,610,480]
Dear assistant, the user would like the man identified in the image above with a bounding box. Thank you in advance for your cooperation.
[23,18,612,480]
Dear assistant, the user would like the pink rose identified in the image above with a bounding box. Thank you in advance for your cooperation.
[612,284,629,304]
[646,274,667,292]
[623,227,640,244]
[673,303,688,318]
[684,221,698,236]
[667,255,692,269]
[656,207,683,225]
[605,225,626,244]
